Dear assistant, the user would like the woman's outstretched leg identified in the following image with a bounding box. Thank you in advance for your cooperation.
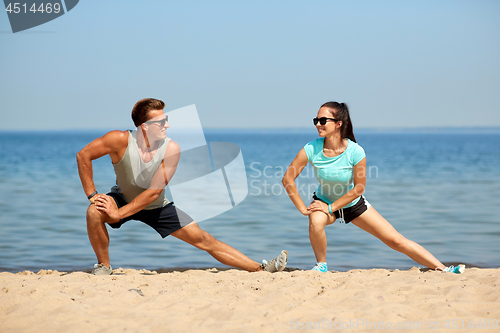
[351,207,445,270]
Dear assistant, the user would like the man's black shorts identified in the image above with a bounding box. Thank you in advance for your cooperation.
[312,193,371,224]
[106,192,194,238]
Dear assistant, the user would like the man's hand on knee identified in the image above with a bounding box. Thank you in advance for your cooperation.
[93,195,121,223]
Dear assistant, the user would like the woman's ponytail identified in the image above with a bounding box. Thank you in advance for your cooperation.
[340,103,356,143]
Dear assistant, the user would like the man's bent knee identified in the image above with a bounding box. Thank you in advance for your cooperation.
[86,203,117,224]
[87,204,102,220]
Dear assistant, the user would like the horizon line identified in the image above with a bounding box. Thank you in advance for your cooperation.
[1,126,500,134]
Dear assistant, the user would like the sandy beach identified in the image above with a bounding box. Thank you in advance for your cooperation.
[1,267,499,332]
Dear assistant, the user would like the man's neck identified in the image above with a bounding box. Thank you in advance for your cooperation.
[136,129,160,158]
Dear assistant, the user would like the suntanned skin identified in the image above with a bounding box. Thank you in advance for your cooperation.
[77,110,264,271]
[282,106,447,270]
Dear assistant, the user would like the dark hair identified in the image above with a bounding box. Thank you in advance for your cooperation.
[131,98,165,127]
[320,101,356,143]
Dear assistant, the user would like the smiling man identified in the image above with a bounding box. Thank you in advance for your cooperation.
[76,98,287,275]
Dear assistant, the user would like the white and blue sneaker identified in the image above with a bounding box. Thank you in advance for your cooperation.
[437,264,465,274]
[311,262,328,272]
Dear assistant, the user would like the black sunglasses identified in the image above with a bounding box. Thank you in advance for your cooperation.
[147,115,169,126]
[313,117,339,125]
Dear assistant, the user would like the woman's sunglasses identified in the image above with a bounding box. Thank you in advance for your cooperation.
[313,117,339,126]
[147,115,169,127]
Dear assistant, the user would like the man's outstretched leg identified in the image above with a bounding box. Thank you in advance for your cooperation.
[171,222,287,272]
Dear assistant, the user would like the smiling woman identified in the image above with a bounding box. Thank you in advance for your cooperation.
[282,101,465,274]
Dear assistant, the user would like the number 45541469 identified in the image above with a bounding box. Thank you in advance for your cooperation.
[5,2,62,14]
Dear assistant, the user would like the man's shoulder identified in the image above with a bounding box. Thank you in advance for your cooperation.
[105,129,130,139]
[164,138,180,157]
[102,130,130,147]
[166,138,180,150]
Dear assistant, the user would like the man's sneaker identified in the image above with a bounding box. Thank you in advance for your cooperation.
[436,264,465,274]
[311,262,328,272]
[262,250,288,272]
[91,263,113,275]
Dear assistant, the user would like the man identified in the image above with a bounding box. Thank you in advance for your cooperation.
[76,98,287,275]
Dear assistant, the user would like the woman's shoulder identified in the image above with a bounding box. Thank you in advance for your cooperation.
[304,137,324,160]
[346,139,366,163]
[305,137,324,147]
[304,137,324,152]
[347,139,364,150]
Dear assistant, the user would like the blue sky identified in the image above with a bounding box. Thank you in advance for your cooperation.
[1,0,499,130]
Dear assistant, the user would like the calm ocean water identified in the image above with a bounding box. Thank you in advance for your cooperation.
[0,130,499,272]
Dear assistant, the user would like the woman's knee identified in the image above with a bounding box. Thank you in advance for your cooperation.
[309,213,329,231]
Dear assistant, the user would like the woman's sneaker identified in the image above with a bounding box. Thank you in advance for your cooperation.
[436,264,465,274]
[311,262,328,272]
[261,250,288,272]
[91,263,113,275]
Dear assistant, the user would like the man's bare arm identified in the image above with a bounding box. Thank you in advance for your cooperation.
[152,139,181,189]
[76,130,129,201]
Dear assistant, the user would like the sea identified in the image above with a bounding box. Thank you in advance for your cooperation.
[1,129,499,272]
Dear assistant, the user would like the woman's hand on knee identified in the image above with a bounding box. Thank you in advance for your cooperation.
[300,207,312,216]
[307,200,330,216]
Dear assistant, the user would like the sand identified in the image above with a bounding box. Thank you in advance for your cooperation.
[1,267,499,332]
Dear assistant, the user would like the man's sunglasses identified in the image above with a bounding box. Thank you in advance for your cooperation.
[147,115,169,127]
[313,117,339,126]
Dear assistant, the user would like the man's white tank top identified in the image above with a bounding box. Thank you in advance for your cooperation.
[110,130,170,210]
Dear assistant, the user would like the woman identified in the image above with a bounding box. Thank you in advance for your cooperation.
[282,101,464,273]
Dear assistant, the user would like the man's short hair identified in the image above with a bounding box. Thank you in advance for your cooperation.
[131,98,165,127]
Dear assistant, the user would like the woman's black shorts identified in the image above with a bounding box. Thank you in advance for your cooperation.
[312,193,371,224]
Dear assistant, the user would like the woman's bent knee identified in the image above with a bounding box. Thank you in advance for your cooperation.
[309,212,330,230]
